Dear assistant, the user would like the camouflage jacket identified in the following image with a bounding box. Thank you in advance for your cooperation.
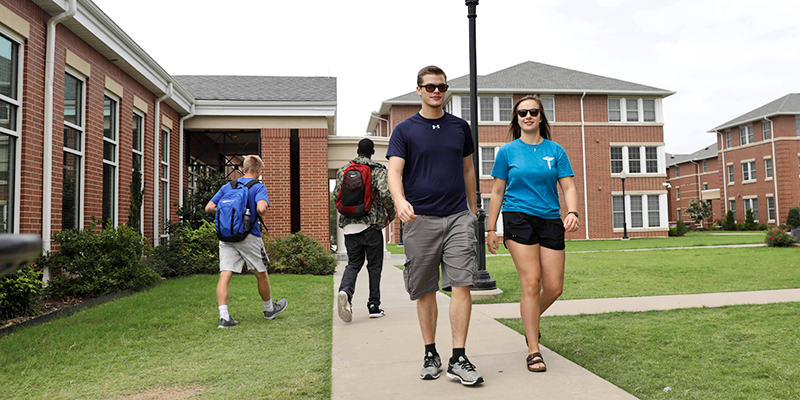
[333,156,396,229]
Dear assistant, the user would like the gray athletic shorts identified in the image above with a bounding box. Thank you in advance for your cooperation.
[402,210,478,301]
[219,234,270,273]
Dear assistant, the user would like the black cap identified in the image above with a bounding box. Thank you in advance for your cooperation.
[357,138,375,155]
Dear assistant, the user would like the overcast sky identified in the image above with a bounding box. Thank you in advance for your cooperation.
[93,0,800,155]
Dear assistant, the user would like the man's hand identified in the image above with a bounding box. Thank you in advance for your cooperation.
[396,199,417,223]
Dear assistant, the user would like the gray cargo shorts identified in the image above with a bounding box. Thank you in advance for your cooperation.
[219,234,269,273]
[402,210,478,301]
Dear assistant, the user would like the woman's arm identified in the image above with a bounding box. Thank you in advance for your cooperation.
[486,177,507,254]
[558,176,579,232]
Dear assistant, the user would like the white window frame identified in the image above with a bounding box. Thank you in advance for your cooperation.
[727,164,734,185]
[0,28,23,234]
[102,92,120,227]
[478,146,499,177]
[610,145,665,176]
[725,131,732,148]
[540,96,555,122]
[741,160,756,183]
[608,97,662,123]
[764,157,773,180]
[743,197,759,222]
[612,193,667,231]
[497,97,513,122]
[479,97,494,122]
[63,68,86,231]
[132,110,145,234]
[762,120,771,140]
[729,199,736,222]
[676,187,680,200]
[160,127,170,237]
[702,160,707,173]
[675,165,680,177]
[454,95,515,122]
[739,125,754,145]
[766,195,775,223]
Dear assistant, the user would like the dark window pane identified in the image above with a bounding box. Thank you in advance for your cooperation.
[480,97,493,121]
[0,134,14,233]
[102,163,115,224]
[132,114,142,152]
[643,99,656,122]
[0,35,17,99]
[64,74,82,126]
[62,152,80,230]
[628,147,640,173]
[461,96,470,122]
[0,100,15,130]
[103,96,116,140]
[64,126,81,151]
[104,141,115,162]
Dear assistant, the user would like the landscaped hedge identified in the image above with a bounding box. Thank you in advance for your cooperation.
[265,232,336,275]
[0,265,42,321]
[146,220,219,277]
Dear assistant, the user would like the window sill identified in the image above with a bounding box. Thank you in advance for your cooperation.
[765,178,773,182]
[741,180,757,185]
[612,173,667,178]
[613,227,669,233]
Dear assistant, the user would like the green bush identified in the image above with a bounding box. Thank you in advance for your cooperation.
[757,223,771,231]
[765,228,798,247]
[146,220,219,277]
[0,265,42,321]
[176,173,230,230]
[723,210,737,230]
[786,207,800,229]
[265,232,336,275]
[744,209,758,231]
[675,220,688,236]
[42,220,160,297]
[736,222,746,231]
[668,227,678,237]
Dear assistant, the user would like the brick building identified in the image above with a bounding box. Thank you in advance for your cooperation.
[0,0,335,267]
[367,61,675,241]
[666,145,720,228]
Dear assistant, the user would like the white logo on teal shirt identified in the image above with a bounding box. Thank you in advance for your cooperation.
[543,156,554,170]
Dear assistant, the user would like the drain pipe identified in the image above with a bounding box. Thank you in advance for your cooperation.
[370,113,390,137]
[178,103,195,210]
[153,82,173,246]
[42,0,77,279]
[690,160,702,227]
[764,117,779,225]
[717,131,728,214]
[579,92,589,239]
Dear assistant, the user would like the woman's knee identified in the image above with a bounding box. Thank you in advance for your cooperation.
[542,283,563,299]
[520,278,541,298]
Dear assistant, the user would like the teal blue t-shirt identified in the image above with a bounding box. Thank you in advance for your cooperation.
[490,139,574,219]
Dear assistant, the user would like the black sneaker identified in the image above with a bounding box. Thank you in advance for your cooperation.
[447,355,484,386]
[218,316,239,329]
[264,298,288,320]
[368,304,385,318]
[420,352,443,380]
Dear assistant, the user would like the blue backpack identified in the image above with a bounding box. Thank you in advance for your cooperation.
[215,180,264,242]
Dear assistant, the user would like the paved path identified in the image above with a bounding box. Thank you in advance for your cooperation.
[331,259,637,400]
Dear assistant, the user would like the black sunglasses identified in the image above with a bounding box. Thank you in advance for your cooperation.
[419,84,449,93]
[517,108,540,118]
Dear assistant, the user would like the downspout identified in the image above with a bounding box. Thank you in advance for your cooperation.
[764,117,779,225]
[153,82,173,246]
[178,103,195,210]
[690,160,702,227]
[370,114,389,137]
[717,131,728,215]
[42,0,77,280]
[579,92,589,239]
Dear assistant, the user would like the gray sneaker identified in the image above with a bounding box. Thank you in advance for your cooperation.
[263,298,288,320]
[447,355,484,386]
[337,291,352,323]
[218,316,238,328]
[420,352,443,380]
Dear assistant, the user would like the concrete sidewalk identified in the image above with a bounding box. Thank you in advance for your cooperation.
[331,259,636,400]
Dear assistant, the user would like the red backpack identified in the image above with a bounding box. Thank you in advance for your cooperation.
[336,162,374,217]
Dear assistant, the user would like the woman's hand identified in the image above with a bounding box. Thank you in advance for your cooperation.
[564,213,579,232]
[486,231,499,254]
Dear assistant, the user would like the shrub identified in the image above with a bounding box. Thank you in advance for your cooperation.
[43,219,160,297]
[757,223,771,231]
[786,207,800,229]
[675,220,688,236]
[127,162,145,232]
[0,265,42,321]
[146,220,219,277]
[722,210,737,231]
[744,209,758,231]
[765,228,798,247]
[736,222,746,231]
[176,173,230,230]
[668,227,678,237]
[265,232,336,275]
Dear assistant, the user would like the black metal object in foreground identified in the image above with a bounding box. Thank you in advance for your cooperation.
[466,0,496,290]
[0,234,43,278]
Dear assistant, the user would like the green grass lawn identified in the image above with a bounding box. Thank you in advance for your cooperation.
[477,247,800,304]
[388,231,765,255]
[500,302,800,400]
[0,274,332,400]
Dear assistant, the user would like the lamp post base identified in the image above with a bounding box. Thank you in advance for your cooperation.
[472,270,497,290]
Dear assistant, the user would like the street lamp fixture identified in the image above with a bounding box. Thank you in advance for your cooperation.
[620,170,629,240]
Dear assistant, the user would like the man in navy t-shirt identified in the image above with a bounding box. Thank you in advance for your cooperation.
[387,65,483,385]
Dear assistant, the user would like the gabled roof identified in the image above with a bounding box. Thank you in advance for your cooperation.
[174,75,336,102]
[710,93,800,131]
[666,143,717,167]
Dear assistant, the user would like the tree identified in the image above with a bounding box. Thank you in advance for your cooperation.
[127,162,144,232]
[675,219,688,236]
[786,207,800,229]
[685,199,713,229]
[722,210,736,230]
[744,209,758,231]
[176,172,230,230]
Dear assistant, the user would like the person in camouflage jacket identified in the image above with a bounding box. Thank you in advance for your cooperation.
[334,139,396,322]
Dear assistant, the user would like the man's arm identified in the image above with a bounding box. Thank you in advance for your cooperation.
[388,156,415,222]
[463,155,477,214]
[205,201,216,214]
[374,166,396,222]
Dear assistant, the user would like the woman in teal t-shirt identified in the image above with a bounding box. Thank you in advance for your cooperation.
[486,95,579,373]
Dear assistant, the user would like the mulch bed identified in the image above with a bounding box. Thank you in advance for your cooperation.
[1,295,88,330]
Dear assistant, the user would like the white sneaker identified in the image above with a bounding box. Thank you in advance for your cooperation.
[337,291,352,323]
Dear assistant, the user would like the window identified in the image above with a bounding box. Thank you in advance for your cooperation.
[744,198,759,221]
[160,128,169,235]
[102,95,118,226]
[675,165,680,177]
[702,160,707,173]
[630,196,643,228]
[541,97,555,122]
[763,121,771,140]
[479,97,494,122]
[703,183,708,190]
[628,147,640,173]
[479,147,497,176]
[643,99,656,122]
[739,125,754,145]
[612,196,624,228]
[727,165,734,183]
[608,98,621,122]
[796,117,800,137]
[613,194,665,230]
[188,156,211,198]
[132,112,144,234]
[742,161,756,182]
[647,195,660,227]
[483,196,503,234]
[610,147,623,173]
[729,200,736,222]
[765,158,773,179]
[677,209,681,220]
[626,99,638,122]
[725,131,732,148]
[767,197,775,222]
[498,97,512,121]
[676,187,680,200]
[645,147,658,173]
[461,96,470,122]
[0,32,20,233]
[63,72,84,230]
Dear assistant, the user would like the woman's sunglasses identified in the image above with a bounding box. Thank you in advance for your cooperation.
[517,108,540,118]
[419,84,449,93]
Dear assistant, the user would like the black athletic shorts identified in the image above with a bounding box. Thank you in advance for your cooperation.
[502,211,566,251]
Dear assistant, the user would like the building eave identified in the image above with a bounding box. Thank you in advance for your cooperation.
[193,100,337,117]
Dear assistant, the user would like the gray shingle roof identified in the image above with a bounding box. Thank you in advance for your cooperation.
[174,75,336,102]
[711,93,800,131]
[666,143,717,167]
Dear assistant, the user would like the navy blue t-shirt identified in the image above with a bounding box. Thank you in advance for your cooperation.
[210,177,269,237]
[386,112,474,216]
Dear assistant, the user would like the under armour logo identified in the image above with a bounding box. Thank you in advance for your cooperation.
[543,156,554,170]
[432,124,440,129]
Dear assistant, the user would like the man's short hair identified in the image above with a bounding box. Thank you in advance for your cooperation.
[417,65,447,86]
[242,155,264,174]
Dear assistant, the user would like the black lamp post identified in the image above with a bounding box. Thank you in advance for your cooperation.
[466,0,496,290]
[620,170,629,240]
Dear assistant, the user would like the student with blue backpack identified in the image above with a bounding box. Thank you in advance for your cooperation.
[205,155,288,328]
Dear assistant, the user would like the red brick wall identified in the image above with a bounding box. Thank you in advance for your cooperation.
[262,129,291,239]
[299,128,329,244]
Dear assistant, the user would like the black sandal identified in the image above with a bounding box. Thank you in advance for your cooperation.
[526,352,547,372]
